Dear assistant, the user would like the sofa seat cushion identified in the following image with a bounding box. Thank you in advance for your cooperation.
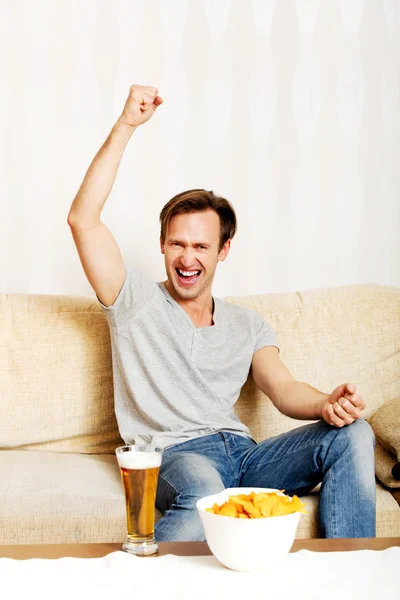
[1,451,399,544]
[0,451,131,544]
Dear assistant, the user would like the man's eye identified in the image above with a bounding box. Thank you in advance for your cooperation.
[198,245,207,250]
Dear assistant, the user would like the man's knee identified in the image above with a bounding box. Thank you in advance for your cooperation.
[158,452,225,510]
[155,453,225,541]
[334,418,375,453]
[329,419,376,493]
[319,418,375,477]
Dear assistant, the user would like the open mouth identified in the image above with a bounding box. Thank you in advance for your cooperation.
[175,268,201,287]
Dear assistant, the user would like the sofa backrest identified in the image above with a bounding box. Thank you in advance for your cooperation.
[230,284,400,442]
[1,284,399,452]
[0,293,123,453]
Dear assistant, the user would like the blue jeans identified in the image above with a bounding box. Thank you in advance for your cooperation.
[155,419,376,541]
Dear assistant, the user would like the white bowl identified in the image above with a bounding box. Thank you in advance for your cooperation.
[196,487,302,572]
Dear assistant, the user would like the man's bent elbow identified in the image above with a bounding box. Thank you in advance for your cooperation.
[67,212,100,231]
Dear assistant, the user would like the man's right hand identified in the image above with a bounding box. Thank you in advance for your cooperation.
[119,84,163,129]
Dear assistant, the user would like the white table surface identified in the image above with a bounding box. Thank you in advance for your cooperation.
[1,547,399,600]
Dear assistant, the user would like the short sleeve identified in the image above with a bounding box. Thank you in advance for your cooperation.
[254,314,280,354]
[97,267,157,329]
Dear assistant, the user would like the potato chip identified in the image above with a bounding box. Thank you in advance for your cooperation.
[217,502,238,518]
[205,491,307,519]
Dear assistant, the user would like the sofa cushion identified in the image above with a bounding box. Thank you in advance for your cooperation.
[1,451,399,544]
[369,398,400,460]
[369,398,400,488]
[0,451,127,544]
[373,442,400,489]
[0,294,123,453]
[228,284,400,442]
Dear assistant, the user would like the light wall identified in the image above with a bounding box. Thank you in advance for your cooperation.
[1,0,399,297]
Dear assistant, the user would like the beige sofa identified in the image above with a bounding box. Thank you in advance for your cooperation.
[1,283,399,544]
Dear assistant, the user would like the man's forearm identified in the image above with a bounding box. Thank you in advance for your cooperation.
[272,381,329,420]
[68,119,136,228]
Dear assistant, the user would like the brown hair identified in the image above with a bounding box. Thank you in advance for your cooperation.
[159,189,237,252]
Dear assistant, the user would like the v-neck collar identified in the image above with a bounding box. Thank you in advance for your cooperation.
[158,282,218,331]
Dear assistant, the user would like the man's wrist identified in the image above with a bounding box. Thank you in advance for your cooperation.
[316,393,330,419]
[112,118,137,143]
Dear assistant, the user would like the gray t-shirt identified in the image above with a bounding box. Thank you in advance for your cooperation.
[98,268,280,449]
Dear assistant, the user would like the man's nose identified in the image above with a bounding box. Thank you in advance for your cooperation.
[181,247,196,267]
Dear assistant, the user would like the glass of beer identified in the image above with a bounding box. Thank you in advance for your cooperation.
[116,444,163,556]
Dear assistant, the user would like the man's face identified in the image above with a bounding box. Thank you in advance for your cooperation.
[161,210,230,301]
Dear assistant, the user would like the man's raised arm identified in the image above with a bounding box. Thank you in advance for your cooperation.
[67,85,163,306]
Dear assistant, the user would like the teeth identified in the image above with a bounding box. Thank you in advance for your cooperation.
[178,269,199,276]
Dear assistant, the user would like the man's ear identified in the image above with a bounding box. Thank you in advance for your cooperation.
[218,239,231,262]
[160,236,165,254]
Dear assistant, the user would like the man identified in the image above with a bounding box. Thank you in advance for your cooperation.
[68,84,376,541]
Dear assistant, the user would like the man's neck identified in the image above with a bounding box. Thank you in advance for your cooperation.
[164,280,215,328]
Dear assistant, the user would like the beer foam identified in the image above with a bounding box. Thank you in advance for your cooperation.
[117,451,162,470]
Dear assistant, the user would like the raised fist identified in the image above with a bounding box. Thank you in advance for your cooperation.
[119,84,163,128]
